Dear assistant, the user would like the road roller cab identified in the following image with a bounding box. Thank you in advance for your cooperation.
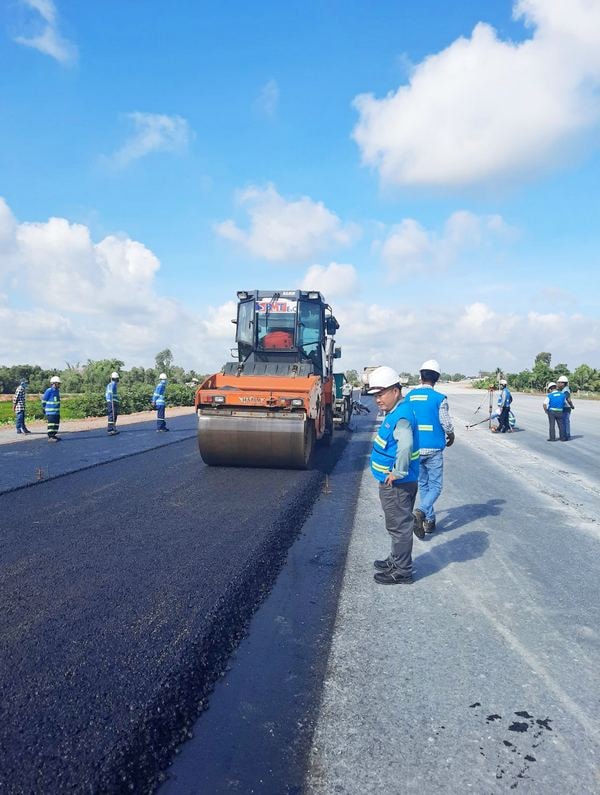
[195,290,341,468]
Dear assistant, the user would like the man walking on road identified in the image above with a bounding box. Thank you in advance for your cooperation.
[105,371,120,435]
[557,375,575,440]
[544,382,567,442]
[152,373,169,432]
[41,376,61,442]
[367,366,420,585]
[13,379,32,435]
[496,378,513,434]
[409,360,454,535]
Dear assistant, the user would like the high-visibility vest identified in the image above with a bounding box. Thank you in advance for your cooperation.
[42,387,60,415]
[371,400,420,483]
[407,387,446,449]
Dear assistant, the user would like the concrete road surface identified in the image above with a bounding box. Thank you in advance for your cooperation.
[306,385,600,793]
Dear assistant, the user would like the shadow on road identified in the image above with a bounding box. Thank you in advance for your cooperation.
[437,498,505,534]
[415,530,489,580]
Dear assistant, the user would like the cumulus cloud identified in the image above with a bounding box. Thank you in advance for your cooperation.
[107,113,192,169]
[379,211,515,279]
[352,0,600,187]
[216,184,359,262]
[256,79,279,119]
[300,262,358,298]
[0,197,226,371]
[332,299,600,375]
[15,0,78,65]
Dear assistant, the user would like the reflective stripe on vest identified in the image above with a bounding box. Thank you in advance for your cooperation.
[370,400,420,483]
[407,387,446,449]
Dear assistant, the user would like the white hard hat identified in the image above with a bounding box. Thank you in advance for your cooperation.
[50,376,61,384]
[420,359,441,374]
[367,366,401,394]
[159,373,167,380]
[547,381,557,390]
[499,379,507,386]
[557,375,568,383]
[111,371,120,379]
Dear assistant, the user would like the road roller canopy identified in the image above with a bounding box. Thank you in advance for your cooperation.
[234,290,339,375]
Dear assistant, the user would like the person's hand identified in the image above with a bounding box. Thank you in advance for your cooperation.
[445,431,455,447]
[384,472,396,486]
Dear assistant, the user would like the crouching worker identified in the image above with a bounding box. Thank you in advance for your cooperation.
[368,366,420,585]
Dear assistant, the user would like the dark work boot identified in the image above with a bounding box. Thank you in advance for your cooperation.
[424,519,436,534]
[373,557,393,571]
[374,568,414,585]
[413,509,426,539]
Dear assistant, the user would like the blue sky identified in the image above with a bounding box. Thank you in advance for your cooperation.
[1,0,599,375]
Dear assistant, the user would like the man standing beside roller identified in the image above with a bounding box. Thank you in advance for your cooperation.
[408,360,455,535]
[367,366,421,585]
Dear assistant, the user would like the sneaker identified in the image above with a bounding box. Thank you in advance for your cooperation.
[157,427,170,432]
[48,437,58,443]
[108,430,120,435]
[373,557,393,571]
[413,509,426,539]
[23,429,32,434]
[424,519,436,534]
[374,568,414,585]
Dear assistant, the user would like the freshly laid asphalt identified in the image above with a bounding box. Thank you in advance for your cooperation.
[1,388,598,793]
[0,409,352,792]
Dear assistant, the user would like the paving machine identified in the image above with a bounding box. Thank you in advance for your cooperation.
[195,290,341,468]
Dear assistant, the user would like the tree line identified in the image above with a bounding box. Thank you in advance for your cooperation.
[474,352,600,393]
[0,349,204,394]
[0,350,206,423]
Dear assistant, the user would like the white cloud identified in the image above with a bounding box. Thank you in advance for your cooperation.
[107,113,192,169]
[256,79,279,119]
[380,211,515,279]
[216,184,359,262]
[352,0,600,187]
[0,197,225,371]
[301,263,358,298]
[15,0,78,65]
[332,299,600,375]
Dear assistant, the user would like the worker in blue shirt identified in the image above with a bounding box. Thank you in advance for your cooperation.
[556,375,575,440]
[41,376,61,442]
[496,379,513,433]
[105,371,120,435]
[152,373,169,432]
[367,366,420,585]
[543,382,567,441]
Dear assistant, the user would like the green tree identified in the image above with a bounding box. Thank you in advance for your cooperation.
[155,348,174,375]
[345,369,360,386]
[82,359,125,393]
[535,351,552,366]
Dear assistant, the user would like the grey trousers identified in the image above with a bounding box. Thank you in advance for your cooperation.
[378,481,418,576]
[548,410,566,441]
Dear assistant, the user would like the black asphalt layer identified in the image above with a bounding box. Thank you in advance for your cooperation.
[160,408,377,794]
[0,413,197,495]
[0,413,365,793]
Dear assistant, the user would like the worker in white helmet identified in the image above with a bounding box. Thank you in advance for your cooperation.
[41,376,62,442]
[557,375,574,440]
[152,373,169,432]
[408,360,454,535]
[105,371,120,436]
[367,365,420,585]
[543,381,567,441]
[496,378,513,434]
